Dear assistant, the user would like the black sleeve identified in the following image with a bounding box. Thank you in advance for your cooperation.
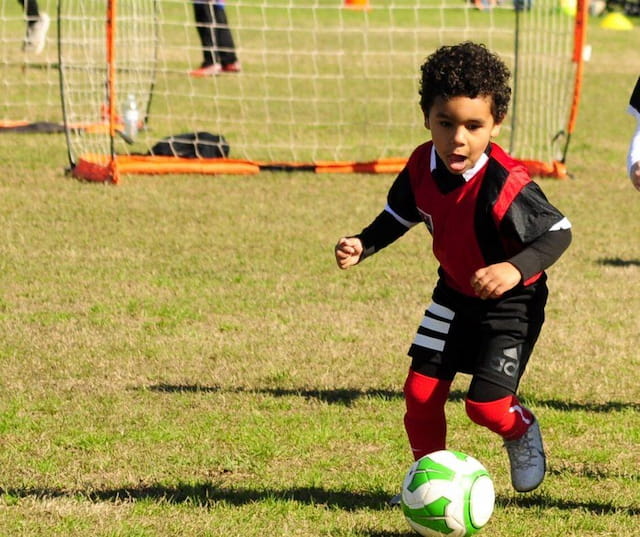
[502,181,567,244]
[386,167,422,224]
[355,167,420,262]
[508,228,572,280]
[356,210,410,261]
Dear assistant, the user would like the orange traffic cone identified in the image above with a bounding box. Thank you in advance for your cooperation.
[344,0,371,10]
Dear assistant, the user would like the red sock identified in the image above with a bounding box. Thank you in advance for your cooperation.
[465,395,534,441]
[403,369,451,460]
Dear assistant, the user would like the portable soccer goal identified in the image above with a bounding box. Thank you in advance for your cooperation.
[4,0,589,182]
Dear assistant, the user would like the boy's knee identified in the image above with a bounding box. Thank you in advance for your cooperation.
[465,395,533,439]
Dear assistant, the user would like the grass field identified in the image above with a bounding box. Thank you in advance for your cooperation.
[0,10,639,537]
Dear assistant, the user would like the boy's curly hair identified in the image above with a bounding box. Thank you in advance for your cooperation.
[419,42,511,123]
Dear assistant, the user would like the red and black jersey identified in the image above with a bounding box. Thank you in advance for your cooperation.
[358,141,571,297]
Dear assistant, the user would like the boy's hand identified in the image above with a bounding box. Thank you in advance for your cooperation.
[470,262,522,299]
[630,161,640,191]
[335,237,363,269]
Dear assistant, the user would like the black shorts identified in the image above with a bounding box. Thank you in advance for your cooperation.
[408,276,548,393]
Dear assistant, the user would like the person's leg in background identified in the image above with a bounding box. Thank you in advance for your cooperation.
[190,1,240,77]
[212,3,240,72]
[18,0,50,54]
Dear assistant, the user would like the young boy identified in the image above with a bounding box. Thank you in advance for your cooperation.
[334,42,571,496]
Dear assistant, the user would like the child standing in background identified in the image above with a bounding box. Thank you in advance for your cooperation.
[626,76,640,190]
[18,0,49,54]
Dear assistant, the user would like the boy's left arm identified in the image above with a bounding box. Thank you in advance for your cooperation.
[470,262,522,300]
[472,177,572,299]
[507,226,572,281]
[470,227,572,299]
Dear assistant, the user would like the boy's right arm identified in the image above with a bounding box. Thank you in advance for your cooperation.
[334,166,419,269]
[335,237,364,269]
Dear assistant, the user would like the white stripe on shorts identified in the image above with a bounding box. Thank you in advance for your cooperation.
[428,302,455,320]
[412,333,446,352]
[419,316,450,334]
[411,301,455,352]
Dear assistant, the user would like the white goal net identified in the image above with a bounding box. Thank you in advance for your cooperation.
[0,0,60,129]
[2,0,586,181]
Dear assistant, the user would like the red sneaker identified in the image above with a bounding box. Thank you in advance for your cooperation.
[189,63,222,77]
[221,62,242,73]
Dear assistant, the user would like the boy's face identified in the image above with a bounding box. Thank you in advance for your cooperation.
[425,95,502,175]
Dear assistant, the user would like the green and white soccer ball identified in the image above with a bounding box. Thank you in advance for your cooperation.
[401,450,495,537]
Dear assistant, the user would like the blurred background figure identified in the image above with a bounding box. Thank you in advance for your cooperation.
[190,0,241,77]
[627,76,640,190]
[18,0,49,54]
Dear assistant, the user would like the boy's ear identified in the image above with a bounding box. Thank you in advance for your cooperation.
[491,122,502,138]
[423,111,431,131]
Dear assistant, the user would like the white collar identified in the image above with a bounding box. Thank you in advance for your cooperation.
[430,145,489,182]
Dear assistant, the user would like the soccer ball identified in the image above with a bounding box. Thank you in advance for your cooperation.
[401,450,495,537]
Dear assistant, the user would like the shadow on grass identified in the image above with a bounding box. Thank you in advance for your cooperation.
[2,484,638,517]
[522,397,640,413]
[1,483,391,511]
[597,257,640,267]
[548,461,639,481]
[496,493,640,517]
[146,384,638,412]
[146,383,466,405]
[147,383,403,405]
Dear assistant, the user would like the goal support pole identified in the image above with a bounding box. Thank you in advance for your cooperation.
[106,0,119,183]
[561,0,588,165]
